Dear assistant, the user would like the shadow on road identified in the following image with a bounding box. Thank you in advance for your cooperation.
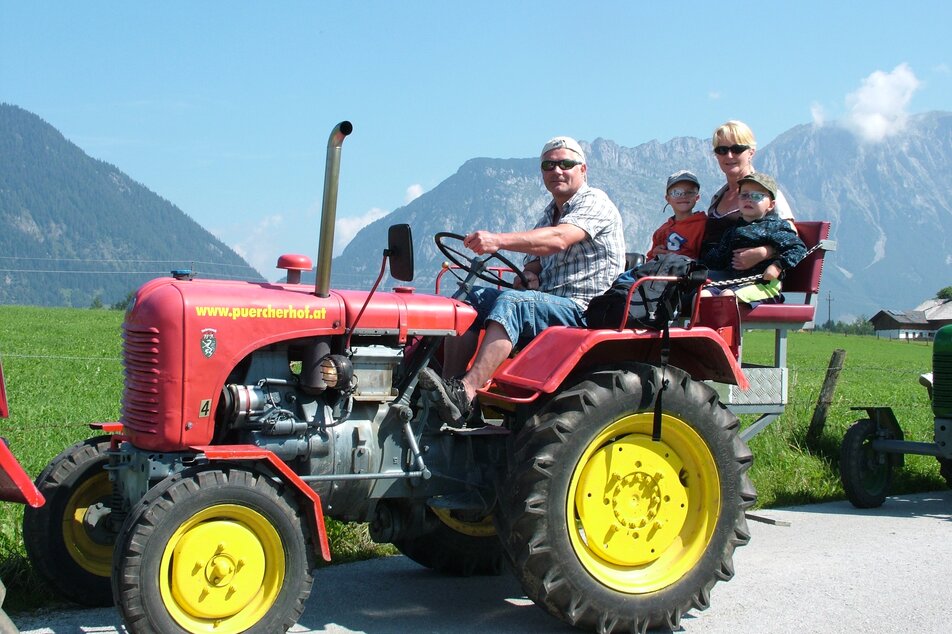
[15,490,952,634]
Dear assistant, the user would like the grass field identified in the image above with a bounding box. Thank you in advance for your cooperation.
[0,305,944,612]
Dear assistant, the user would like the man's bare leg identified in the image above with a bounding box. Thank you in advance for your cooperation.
[441,330,479,379]
[419,321,513,425]
[458,321,512,401]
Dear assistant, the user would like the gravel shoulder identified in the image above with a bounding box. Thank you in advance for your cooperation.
[14,490,952,634]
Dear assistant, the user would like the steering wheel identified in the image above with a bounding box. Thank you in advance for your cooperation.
[434,232,530,290]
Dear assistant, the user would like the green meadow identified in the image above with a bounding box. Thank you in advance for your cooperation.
[0,305,944,612]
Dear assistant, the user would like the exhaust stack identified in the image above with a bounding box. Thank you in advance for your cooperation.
[314,120,353,298]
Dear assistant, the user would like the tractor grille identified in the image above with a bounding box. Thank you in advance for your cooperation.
[935,325,952,418]
[121,325,161,433]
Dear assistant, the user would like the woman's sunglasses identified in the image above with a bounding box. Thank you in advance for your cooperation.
[713,144,751,156]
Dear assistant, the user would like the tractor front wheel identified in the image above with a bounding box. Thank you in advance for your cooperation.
[840,418,893,508]
[112,466,314,634]
[23,436,116,606]
[497,364,756,633]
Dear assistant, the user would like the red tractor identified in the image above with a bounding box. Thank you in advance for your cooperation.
[25,122,762,634]
[0,357,46,632]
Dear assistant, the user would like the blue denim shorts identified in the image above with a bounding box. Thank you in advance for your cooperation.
[466,287,584,346]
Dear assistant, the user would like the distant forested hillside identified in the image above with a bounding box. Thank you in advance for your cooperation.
[0,104,262,307]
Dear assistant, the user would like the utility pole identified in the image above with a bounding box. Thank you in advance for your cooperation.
[826,290,833,328]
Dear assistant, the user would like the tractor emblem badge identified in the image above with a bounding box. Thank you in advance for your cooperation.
[200,328,217,358]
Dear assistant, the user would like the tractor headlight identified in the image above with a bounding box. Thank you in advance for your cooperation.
[319,354,353,390]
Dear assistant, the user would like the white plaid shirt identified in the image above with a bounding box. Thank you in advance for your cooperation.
[525,185,626,309]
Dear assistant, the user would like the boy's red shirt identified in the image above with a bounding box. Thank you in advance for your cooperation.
[646,211,707,260]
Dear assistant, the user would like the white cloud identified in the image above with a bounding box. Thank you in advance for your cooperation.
[230,214,287,281]
[405,184,424,203]
[935,63,951,75]
[834,264,854,280]
[227,205,393,280]
[842,63,921,142]
[334,207,390,256]
[708,91,721,101]
[811,103,826,126]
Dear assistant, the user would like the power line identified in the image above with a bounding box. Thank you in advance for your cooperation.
[0,268,257,280]
[0,255,257,269]
[1,353,121,361]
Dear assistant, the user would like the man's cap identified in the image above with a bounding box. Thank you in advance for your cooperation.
[666,170,700,191]
[540,136,586,163]
[738,172,778,198]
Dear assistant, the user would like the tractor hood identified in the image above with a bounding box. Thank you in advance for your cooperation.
[128,276,477,349]
[121,276,476,451]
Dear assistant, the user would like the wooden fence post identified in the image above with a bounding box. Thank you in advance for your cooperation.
[806,348,846,448]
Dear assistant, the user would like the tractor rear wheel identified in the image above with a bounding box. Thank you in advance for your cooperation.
[23,435,116,606]
[496,364,756,633]
[840,418,893,508]
[392,506,505,576]
[112,466,314,634]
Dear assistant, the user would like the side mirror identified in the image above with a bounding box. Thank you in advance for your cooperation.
[388,224,414,282]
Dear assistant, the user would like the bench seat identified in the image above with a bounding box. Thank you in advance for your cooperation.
[700,220,835,440]
[742,303,819,326]
[736,220,834,329]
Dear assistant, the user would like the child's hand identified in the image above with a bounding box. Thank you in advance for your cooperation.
[762,263,782,281]
[732,245,775,270]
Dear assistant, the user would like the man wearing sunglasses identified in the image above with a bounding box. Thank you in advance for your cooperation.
[421,136,626,427]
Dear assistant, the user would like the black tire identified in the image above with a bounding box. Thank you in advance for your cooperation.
[392,506,505,576]
[496,364,756,633]
[938,458,952,489]
[112,466,315,634]
[22,435,116,606]
[840,419,893,508]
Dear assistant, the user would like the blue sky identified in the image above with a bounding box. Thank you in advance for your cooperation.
[2,1,950,280]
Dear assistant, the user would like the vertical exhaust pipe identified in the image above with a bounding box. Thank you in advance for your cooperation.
[315,120,354,298]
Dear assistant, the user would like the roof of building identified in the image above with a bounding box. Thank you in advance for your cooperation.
[919,299,952,320]
[870,299,952,329]
[870,310,929,327]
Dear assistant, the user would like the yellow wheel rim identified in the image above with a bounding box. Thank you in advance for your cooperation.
[63,470,113,577]
[159,504,285,634]
[431,507,496,538]
[567,412,720,594]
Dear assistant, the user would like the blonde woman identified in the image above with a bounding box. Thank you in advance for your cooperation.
[703,120,794,268]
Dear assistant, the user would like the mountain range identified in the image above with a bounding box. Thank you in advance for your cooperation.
[333,112,952,321]
[2,103,950,320]
[0,104,261,307]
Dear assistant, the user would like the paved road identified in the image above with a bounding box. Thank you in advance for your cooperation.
[14,490,952,633]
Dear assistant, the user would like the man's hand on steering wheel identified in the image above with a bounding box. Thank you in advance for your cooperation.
[434,232,530,289]
[462,230,504,255]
